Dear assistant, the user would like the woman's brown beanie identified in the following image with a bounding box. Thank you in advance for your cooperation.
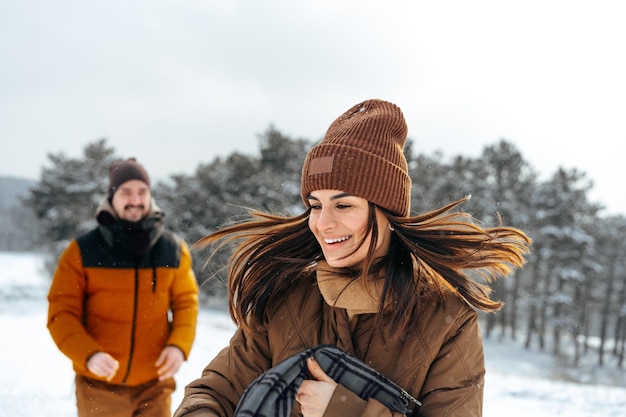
[108,158,151,197]
[301,99,411,217]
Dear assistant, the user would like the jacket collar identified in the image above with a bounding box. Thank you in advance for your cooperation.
[315,261,386,317]
[94,196,165,258]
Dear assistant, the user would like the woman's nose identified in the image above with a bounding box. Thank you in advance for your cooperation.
[315,208,336,230]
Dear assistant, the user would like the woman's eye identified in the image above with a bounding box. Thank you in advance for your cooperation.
[336,204,351,209]
[309,204,322,210]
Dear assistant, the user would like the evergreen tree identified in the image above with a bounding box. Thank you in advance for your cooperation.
[155,126,311,297]
[594,215,626,366]
[527,168,599,360]
[24,138,119,272]
[469,140,538,340]
[406,143,452,212]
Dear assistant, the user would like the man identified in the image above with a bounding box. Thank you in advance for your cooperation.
[48,158,199,417]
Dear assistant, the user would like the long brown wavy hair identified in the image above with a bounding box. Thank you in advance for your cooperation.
[194,195,531,339]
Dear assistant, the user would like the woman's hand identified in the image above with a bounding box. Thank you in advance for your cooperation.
[296,357,338,417]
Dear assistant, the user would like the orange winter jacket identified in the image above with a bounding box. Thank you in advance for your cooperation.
[48,208,199,386]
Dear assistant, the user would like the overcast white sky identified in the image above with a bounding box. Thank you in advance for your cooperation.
[1,0,625,215]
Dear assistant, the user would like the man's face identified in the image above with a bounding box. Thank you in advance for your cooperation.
[111,180,151,222]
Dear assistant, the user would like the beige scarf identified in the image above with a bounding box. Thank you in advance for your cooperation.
[315,261,386,318]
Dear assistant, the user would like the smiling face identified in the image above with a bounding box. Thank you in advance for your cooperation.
[111,179,151,222]
[307,189,392,269]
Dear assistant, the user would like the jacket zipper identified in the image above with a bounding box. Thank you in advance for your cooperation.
[121,262,140,384]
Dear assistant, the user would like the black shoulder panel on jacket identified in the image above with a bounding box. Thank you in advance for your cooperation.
[77,229,182,269]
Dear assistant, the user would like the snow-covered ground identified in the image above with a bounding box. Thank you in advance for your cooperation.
[1,251,624,417]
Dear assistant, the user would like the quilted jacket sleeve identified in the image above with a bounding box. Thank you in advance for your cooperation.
[166,239,199,359]
[417,304,485,417]
[174,324,272,417]
[47,240,103,372]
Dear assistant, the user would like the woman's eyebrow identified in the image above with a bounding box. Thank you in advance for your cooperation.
[307,192,354,201]
[331,193,354,200]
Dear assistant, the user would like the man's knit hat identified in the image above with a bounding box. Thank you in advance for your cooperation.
[108,158,151,197]
[301,99,411,217]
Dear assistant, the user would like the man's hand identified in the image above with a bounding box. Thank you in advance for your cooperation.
[155,346,184,381]
[87,352,119,381]
[296,357,338,417]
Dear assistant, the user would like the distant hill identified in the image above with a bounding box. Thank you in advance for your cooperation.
[0,176,36,210]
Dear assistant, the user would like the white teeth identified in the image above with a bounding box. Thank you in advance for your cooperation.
[325,236,350,244]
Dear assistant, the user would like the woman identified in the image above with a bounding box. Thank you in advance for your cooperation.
[174,99,531,417]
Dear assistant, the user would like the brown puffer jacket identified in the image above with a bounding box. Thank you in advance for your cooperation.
[175,262,485,417]
[47,200,199,387]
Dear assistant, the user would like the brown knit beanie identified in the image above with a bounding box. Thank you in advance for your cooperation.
[301,99,411,216]
[108,158,151,197]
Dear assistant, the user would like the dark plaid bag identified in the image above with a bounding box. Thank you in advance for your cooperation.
[233,344,421,417]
